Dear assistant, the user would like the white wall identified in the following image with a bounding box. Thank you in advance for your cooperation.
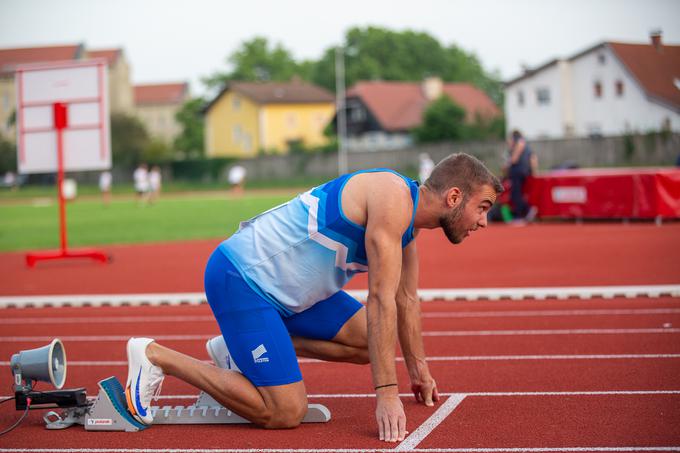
[506,44,679,139]
[569,45,674,136]
[505,63,564,140]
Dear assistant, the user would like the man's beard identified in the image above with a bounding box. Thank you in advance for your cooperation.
[440,203,467,244]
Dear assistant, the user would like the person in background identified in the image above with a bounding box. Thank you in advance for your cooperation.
[149,166,162,204]
[99,171,112,206]
[418,153,435,184]
[133,163,150,206]
[228,164,247,197]
[505,130,537,223]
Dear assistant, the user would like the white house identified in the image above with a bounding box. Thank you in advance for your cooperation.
[505,33,680,140]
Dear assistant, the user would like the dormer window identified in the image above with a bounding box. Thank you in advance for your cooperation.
[597,53,606,65]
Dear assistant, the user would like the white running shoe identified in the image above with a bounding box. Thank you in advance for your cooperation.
[125,337,164,425]
[206,335,241,373]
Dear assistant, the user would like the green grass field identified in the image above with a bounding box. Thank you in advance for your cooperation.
[0,191,295,252]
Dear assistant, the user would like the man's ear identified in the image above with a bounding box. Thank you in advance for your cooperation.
[446,187,462,208]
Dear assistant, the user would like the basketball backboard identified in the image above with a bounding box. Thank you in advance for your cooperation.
[15,59,111,174]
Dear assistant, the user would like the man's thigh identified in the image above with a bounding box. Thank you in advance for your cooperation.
[205,250,303,387]
[283,291,366,347]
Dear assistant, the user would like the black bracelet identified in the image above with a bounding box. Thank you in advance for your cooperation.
[374,383,398,390]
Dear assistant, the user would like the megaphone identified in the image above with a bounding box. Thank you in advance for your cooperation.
[10,338,67,391]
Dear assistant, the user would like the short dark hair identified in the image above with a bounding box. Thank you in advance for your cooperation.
[424,153,503,197]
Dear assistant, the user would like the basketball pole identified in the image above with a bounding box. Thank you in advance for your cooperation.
[55,102,68,253]
[25,103,109,268]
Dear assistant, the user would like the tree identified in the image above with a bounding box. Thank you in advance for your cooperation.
[203,37,300,89]
[143,138,173,164]
[309,26,503,106]
[110,113,151,169]
[0,133,16,174]
[174,98,205,158]
[413,96,466,143]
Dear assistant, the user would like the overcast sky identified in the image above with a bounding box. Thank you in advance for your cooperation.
[1,0,678,97]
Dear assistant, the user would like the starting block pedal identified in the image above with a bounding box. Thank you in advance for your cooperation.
[44,376,330,431]
[45,376,147,432]
[150,391,331,424]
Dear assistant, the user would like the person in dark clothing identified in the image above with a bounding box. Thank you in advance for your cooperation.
[506,130,534,219]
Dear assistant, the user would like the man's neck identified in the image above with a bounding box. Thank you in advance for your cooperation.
[413,185,441,230]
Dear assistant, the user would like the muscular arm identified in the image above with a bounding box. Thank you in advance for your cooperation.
[396,237,438,406]
[364,176,413,442]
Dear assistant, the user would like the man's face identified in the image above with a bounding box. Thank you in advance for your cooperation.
[440,184,496,244]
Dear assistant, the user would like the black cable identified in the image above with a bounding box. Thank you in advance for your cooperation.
[0,397,30,436]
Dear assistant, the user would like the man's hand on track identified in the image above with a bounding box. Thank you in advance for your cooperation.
[375,393,408,442]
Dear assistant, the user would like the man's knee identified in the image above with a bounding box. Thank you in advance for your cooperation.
[262,397,307,429]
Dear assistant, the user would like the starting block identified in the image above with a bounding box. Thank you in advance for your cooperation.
[44,376,330,431]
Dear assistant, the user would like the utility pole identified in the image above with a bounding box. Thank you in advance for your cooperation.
[335,46,348,175]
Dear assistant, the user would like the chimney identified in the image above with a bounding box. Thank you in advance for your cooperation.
[650,29,663,52]
[422,77,443,101]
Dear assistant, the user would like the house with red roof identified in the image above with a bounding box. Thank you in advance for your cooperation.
[203,80,335,157]
[134,82,189,145]
[504,32,680,139]
[336,77,500,151]
[87,48,134,114]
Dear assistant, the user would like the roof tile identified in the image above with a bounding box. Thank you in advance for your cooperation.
[347,80,500,131]
[134,83,188,105]
[608,42,680,109]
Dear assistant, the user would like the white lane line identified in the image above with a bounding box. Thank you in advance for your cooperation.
[0,315,216,325]
[4,390,679,401]
[421,308,680,319]
[423,328,680,336]
[1,447,679,452]
[3,354,679,367]
[2,308,679,325]
[1,284,678,308]
[2,328,679,342]
[396,394,466,451]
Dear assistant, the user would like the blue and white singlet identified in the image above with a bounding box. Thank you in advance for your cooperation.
[218,169,420,316]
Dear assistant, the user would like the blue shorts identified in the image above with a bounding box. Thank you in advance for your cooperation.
[204,249,363,387]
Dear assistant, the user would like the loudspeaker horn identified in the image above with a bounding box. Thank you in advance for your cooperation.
[10,338,67,390]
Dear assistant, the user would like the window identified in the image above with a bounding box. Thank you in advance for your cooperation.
[517,90,525,107]
[615,80,624,97]
[1,92,8,111]
[594,81,603,99]
[536,88,550,105]
[350,107,365,122]
[597,53,606,65]
[232,124,242,144]
[232,95,240,111]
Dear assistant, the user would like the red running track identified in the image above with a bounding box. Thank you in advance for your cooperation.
[0,297,679,451]
[1,223,679,295]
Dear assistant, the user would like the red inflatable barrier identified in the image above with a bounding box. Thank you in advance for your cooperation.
[527,168,680,219]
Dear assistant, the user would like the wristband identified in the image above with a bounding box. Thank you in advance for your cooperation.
[374,383,398,390]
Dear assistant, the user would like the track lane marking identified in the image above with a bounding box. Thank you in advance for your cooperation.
[3,354,680,367]
[1,328,679,342]
[396,394,466,451]
[0,446,679,452]
[2,308,679,324]
[3,390,680,401]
